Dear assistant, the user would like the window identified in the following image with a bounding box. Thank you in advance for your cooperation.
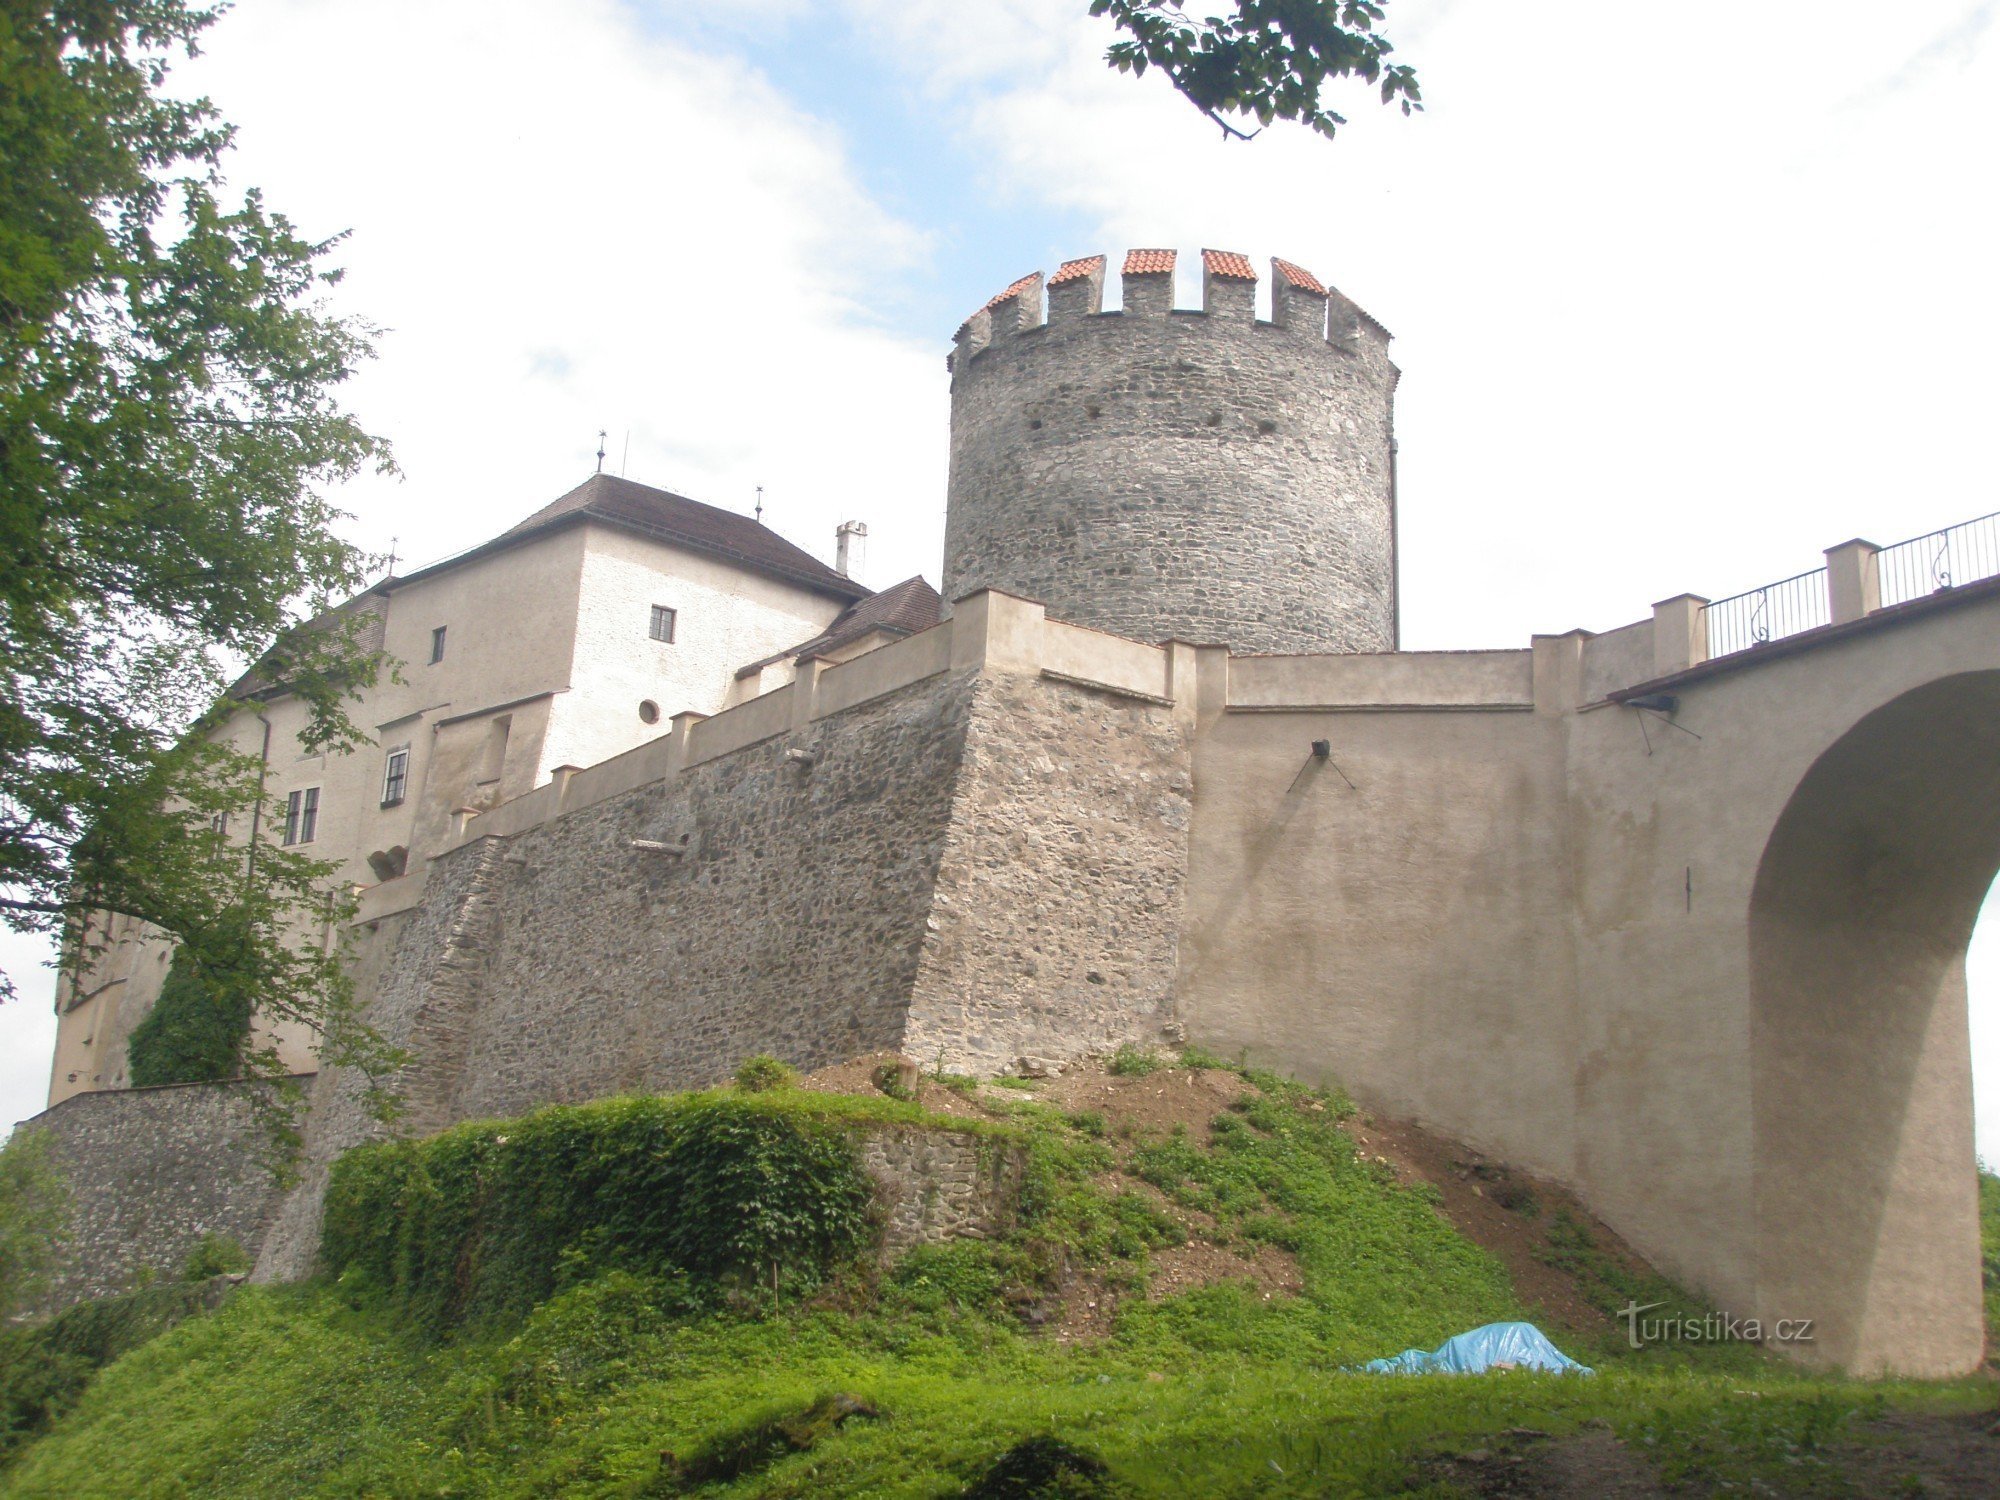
[429,626,447,664]
[209,810,228,836]
[283,787,320,846]
[381,747,410,808]
[648,605,676,643]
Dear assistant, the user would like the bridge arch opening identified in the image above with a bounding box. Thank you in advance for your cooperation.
[1749,669,2000,1375]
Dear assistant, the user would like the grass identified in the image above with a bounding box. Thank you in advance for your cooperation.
[4,1072,1992,1497]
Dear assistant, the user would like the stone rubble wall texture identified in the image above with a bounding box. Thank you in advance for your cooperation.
[861,1129,1025,1255]
[906,671,1192,1073]
[22,1079,306,1309]
[444,672,977,1119]
[248,662,1187,1283]
[943,264,1398,655]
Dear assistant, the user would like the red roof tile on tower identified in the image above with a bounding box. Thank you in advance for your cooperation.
[982,272,1041,311]
[1122,248,1176,276]
[1048,255,1105,286]
[1202,249,1256,281]
[1272,258,1327,296]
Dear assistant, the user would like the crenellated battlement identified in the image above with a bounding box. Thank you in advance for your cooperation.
[949,248,1390,374]
[942,240,1400,656]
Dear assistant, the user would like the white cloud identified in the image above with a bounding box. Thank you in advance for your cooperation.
[177,0,949,590]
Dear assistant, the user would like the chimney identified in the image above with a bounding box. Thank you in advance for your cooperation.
[835,520,867,581]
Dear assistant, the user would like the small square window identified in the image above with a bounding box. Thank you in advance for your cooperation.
[430,626,447,664]
[381,747,410,808]
[649,605,676,643]
[283,787,320,846]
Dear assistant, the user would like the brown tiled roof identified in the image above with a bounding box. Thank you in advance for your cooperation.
[1123,248,1176,276]
[408,473,867,601]
[736,576,942,678]
[1202,249,1256,281]
[1049,255,1105,286]
[1272,257,1327,296]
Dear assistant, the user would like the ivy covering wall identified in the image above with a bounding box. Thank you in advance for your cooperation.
[125,950,253,1087]
[319,1092,922,1333]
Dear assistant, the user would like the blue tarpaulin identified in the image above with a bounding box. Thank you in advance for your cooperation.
[1359,1321,1594,1376]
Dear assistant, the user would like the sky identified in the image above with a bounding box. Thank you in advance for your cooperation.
[3,0,1997,1156]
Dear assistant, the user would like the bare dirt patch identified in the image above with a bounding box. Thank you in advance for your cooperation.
[1147,1238,1300,1302]
[1036,1065,1255,1138]
[1418,1426,1666,1498]
[1830,1407,2000,1498]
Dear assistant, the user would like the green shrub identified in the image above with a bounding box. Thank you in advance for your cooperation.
[0,1280,225,1458]
[888,1243,1006,1314]
[320,1093,885,1332]
[0,1129,68,1317]
[1107,1044,1161,1077]
[734,1054,797,1093]
[1177,1044,1232,1071]
[126,942,253,1087]
[180,1235,250,1282]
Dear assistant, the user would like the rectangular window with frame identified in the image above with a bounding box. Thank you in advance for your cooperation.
[429,625,447,664]
[284,787,320,846]
[648,604,676,643]
[381,747,410,808]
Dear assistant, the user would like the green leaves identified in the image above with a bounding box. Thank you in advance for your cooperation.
[320,1093,887,1336]
[0,3,394,1117]
[1091,0,1423,140]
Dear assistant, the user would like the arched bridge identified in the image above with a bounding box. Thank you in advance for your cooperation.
[1178,511,2000,1375]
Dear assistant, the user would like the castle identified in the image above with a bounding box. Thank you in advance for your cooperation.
[25,248,2000,1379]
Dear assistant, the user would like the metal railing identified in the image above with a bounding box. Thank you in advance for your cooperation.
[1877,509,2000,609]
[1699,567,1831,658]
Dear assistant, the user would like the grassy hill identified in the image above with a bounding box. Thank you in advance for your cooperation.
[2,1055,1993,1497]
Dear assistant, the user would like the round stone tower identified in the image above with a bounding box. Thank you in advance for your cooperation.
[943,249,1398,654]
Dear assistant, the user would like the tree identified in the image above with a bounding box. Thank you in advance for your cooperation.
[0,2,401,1115]
[1092,0,1421,140]
[0,1128,69,1316]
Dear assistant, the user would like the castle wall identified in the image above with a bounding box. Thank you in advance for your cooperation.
[944,252,1397,655]
[907,670,1191,1073]
[443,671,976,1118]
[1178,655,1583,1185]
[19,1078,308,1309]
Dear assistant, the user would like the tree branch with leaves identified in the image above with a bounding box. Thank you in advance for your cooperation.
[1,1,403,1137]
[1092,0,1421,140]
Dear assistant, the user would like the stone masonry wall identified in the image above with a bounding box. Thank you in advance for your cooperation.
[861,1129,1025,1256]
[906,671,1193,1072]
[441,672,978,1119]
[23,1078,307,1310]
[944,258,1398,654]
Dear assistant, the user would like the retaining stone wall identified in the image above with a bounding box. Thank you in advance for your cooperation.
[907,672,1192,1072]
[861,1129,1024,1255]
[22,1078,306,1311]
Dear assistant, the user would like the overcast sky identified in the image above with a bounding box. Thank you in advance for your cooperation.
[4,0,1996,1156]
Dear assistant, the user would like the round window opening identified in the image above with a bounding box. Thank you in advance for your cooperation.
[638,699,660,725]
